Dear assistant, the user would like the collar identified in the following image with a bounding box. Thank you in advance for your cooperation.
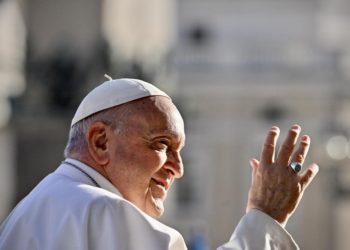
[57,158,123,197]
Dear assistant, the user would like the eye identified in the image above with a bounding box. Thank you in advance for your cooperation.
[153,139,170,151]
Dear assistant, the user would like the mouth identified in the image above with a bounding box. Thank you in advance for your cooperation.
[151,178,171,191]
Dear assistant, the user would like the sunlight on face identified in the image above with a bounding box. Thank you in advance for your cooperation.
[105,96,185,218]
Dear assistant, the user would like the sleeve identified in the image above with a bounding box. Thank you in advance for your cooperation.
[217,209,299,250]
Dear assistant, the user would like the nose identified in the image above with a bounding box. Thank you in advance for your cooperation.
[164,151,184,178]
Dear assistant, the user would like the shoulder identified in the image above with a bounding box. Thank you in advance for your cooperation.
[51,173,185,249]
[1,172,186,250]
[8,171,124,220]
[44,171,126,208]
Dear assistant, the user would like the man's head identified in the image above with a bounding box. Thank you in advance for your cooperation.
[65,79,185,218]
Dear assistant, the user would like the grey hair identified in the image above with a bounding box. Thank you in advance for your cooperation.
[64,104,133,158]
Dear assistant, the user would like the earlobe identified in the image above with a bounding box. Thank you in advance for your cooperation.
[86,122,110,166]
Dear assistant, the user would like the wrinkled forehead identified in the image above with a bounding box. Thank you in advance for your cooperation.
[125,96,185,138]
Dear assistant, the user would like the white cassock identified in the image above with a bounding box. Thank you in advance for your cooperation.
[0,159,299,250]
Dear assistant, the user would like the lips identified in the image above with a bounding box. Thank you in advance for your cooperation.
[152,177,171,190]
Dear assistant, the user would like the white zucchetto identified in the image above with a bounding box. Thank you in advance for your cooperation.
[71,78,169,126]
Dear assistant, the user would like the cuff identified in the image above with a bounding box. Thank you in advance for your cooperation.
[220,209,299,250]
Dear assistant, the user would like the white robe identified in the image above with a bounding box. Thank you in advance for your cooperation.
[0,159,298,250]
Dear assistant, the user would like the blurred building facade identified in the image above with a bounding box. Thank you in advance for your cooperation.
[168,1,350,250]
[0,0,25,222]
[2,0,350,249]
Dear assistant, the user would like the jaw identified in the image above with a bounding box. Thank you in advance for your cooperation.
[144,188,166,218]
[116,179,168,218]
[148,197,165,218]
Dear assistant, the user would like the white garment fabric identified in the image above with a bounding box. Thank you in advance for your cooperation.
[218,210,299,250]
[0,159,299,250]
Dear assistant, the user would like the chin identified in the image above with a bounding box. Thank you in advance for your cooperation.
[146,198,165,218]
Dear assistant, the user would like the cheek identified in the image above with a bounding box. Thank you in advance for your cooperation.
[139,152,167,176]
[149,151,168,169]
[113,144,166,178]
[112,143,140,165]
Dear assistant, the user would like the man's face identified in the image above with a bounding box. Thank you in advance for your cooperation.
[105,96,185,218]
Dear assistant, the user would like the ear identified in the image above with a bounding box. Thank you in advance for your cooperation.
[86,122,110,166]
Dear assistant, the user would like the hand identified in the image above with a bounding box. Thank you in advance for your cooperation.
[246,124,319,226]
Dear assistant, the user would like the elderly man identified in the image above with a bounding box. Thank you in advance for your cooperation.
[0,79,318,249]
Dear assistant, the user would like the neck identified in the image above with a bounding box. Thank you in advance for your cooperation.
[67,153,110,181]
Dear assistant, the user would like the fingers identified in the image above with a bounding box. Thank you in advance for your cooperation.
[300,163,319,189]
[249,125,319,226]
[260,127,280,165]
[290,135,310,165]
[276,124,301,164]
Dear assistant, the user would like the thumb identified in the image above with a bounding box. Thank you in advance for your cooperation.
[249,158,260,168]
[249,158,260,177]
[299,163,319,190]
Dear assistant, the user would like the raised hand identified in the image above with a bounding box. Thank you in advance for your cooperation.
[246,124,319,226]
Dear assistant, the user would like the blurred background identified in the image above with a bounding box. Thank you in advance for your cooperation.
[1,0,350,249]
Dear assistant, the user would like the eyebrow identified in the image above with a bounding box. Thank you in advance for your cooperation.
[148,134,186,148]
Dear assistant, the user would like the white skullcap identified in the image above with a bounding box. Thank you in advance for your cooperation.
[71,78,169,126]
